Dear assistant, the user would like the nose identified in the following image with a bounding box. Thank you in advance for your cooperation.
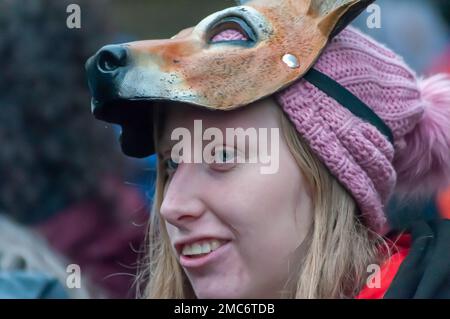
[160,164,206,229]
[96,45,129,73]
[85,44,130,102]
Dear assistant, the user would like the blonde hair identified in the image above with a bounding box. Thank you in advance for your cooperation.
[138,102,388,299]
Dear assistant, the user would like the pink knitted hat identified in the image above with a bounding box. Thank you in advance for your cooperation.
[276,26,450,232]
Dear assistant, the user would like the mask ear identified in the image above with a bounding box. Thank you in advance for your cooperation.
[310,0,375,38]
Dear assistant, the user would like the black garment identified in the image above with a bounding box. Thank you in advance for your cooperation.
[385,219,450,299]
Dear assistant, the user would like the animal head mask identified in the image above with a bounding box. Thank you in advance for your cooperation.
[86,0,375,157]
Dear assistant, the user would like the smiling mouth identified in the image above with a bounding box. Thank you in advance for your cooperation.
[178,239,231,269]
[181,239,229,258]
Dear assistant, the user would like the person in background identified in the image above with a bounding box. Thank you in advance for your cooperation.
[0,0,149,298]
[0,214,94,299]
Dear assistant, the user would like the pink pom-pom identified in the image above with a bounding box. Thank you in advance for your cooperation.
[394,74,450,201]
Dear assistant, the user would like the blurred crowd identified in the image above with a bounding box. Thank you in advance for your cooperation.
[0,0,151,298]
[0,0,449,299]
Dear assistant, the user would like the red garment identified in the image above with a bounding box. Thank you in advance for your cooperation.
[437,186,450,220]
[356,234,411,299]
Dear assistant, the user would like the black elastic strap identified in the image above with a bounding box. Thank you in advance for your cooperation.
[303,68,394,144]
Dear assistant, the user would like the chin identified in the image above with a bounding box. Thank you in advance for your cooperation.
[192,282,252,299]
[195,291,247,299]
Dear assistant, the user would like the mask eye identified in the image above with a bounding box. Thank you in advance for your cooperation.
[212,29,248,42]
[208,17,257,46]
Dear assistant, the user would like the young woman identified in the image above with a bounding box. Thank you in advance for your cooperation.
[86,0,450,298]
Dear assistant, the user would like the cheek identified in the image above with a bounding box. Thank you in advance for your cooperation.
[205,167,275,230]
[164,220,178,246]
[230,151,310,255]
[208,160,310,245]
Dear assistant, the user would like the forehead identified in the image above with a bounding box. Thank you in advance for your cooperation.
[159,98,281,142]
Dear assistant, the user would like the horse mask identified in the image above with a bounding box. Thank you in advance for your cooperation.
[86,0,375,157]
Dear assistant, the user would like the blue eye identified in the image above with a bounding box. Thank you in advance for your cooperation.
[214,148,235,164]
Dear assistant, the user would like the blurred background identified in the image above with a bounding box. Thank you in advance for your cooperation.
[0,0,449,299]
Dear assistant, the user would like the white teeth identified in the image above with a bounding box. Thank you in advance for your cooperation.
[191,243,202,255]
[182,245,193,256]
[210,240,220,251]
[182,239,225,256]
[201,242,211,254]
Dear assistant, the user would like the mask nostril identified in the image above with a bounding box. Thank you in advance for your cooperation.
[96,45,128,73]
